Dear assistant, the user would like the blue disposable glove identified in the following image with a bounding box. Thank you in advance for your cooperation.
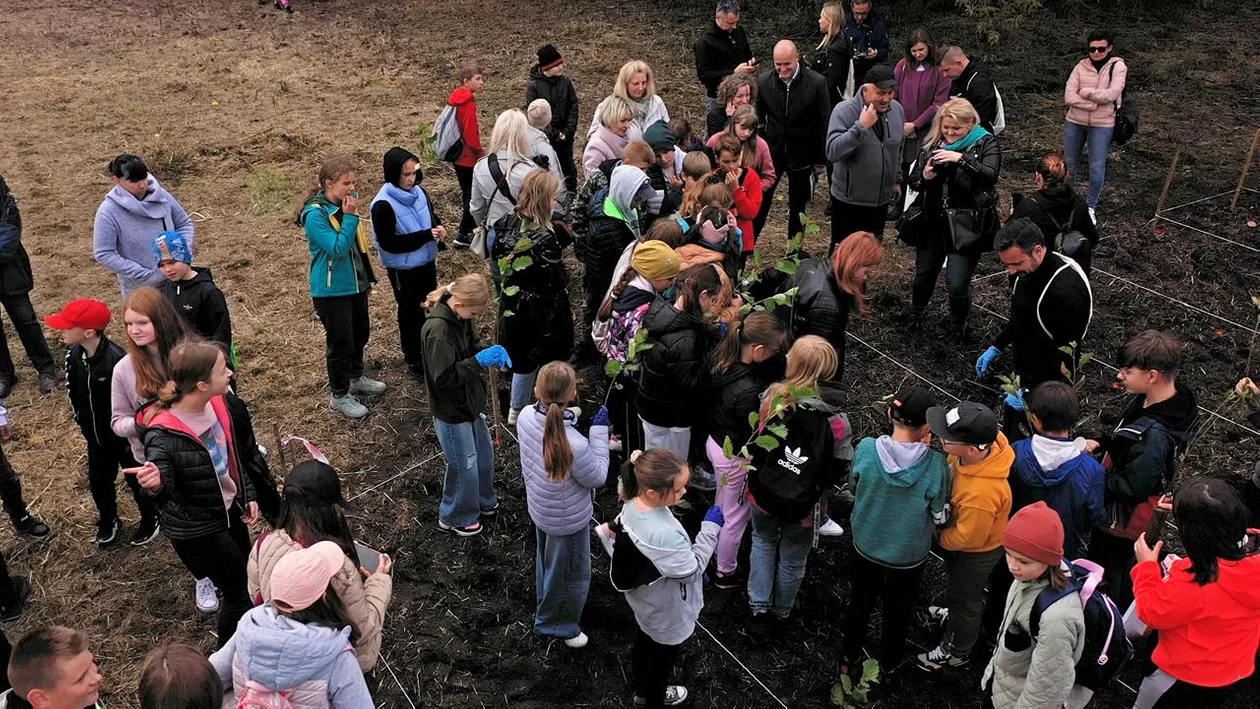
[976,346,1002,377]
[474,345,513,369]
[703,505,725,527]
[591,405,611,427]
[1005,390,1026,411]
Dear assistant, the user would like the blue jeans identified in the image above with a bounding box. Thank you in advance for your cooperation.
[747,506,813,618]
[510,370,536,412]
[1064,121,1114,208]
[434,415,497,527]
[534,526,591,639]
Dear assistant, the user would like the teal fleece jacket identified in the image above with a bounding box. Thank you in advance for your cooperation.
[850,436,951,568]
[299,194,373,298]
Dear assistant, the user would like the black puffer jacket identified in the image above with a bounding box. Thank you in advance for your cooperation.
[0,174,34,297]
[66,334,128,447]
[160,267,233,351]
[812,33,853,106]
[495,218,574,372]
[581,199,637,294]
[635,298,718,428]
[908,133,1002,255]
[784,257,854,383]
[709,360,767,450]
[1011,184,1098,271]
[525,66,580,142]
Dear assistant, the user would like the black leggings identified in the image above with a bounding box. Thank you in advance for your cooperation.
[632,629,681,708]
[170,513,252,648]
[455,165,476,236]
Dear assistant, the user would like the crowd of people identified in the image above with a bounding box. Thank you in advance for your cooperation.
[0,1,1255,707]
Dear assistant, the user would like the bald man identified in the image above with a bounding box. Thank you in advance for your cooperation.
[755,40,830,241]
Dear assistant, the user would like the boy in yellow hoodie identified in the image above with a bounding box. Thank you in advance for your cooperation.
[917,401,1014,672]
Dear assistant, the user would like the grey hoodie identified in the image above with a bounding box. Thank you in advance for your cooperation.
[607,165,662,238]
[618,502,719,645]
[210,604,373,708]
[825,91,905,207]
[93,175,194,298]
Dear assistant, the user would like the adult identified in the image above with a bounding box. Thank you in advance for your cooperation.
[524,100,570,206]
[1064,30,1127,223]
[369,147,446,380]
[1010,153,1098,272]
[694,0,755,116]
[905,97,1000,336]
[587,61,670,144]
[894,29,951,203]
[582,97,635,175]
[525,44,580,194]
[813,3,852,107]
[705,72,758,138]
[843,0,890,86]
[471,110,547,234]
[93,153,195,298]
[977,218,1092,438]
[297,156,387,420]
[939,46,1000,134]
[825,65,904,246]
[0,175,55,396]
[755,40,831,241]
[780,232,883,384]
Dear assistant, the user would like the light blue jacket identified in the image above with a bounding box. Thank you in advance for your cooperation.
[370,183,438,270]
[518,405,609,536]
[93,175,194,297]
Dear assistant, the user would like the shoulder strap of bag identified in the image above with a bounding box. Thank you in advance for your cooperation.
[1029,195,1067,233]
[487,156,517,206]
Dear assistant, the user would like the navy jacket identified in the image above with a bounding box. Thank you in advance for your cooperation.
[1011,435,1107,559]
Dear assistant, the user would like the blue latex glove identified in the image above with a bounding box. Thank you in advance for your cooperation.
[1005,390,1026,411]
[592,405,611,427]
[703,505,725,527]
[976,346,1002,377]
[474,345,513,369]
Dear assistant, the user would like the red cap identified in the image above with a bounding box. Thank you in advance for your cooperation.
[45,299,112,332]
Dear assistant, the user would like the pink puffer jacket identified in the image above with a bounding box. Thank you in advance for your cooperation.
[1064,57,1127,128]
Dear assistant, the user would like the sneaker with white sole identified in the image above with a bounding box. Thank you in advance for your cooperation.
[95,518,121,547]
[437,519,483,537]
[915,644,968,672]
[594,523,615,556]
[195,577,220,614]
[688,465,718,492]
[563,631,589,649]
[507,408,520,426]
[634,685,688,707]
[817,517,845,537]
[1088,207,1097,225]
[349,376,387,396]
[608,435,623,452]
[926,605,949,625]
[131,516,161,546]
[330,393,369,419]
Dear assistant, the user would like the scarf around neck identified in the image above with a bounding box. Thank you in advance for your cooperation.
[940,124,991,152]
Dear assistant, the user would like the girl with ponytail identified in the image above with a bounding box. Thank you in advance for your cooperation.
[517,361,610,647]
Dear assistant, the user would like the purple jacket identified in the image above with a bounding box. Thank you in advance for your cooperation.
[894,59,951,132]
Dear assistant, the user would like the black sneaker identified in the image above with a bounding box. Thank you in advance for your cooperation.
[0,576,31,622]
[131,516,161,546]
[0,376,16,399]
[714,569,743,590]
[452,233,474,250]
[480,501,501,518]
[38,372,57,395]
[13,515,50,539]
[96,518,121,546]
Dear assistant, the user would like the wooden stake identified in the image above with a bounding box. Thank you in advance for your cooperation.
[1230,129,1260,211]
[272,422,288,471]
[488,368,503,446]
[1152,150,1181,232]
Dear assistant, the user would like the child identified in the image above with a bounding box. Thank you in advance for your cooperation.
[1,626,103,709]
[525,44,580,194]
[641,120,685,226]
[1131,478,1260,706]
[674,151,716,220]
[449,62,487,244]
[46,298,156,546]
[675,205,742,280]
[841,386,950,675]
[981,502,1087,709]
[420,274,505,537]
[127,340,267,648]
[745,336,842,622]
[917,400,1014,672]
[1085,329,1199,610]
[706,104,776,194]
[609,448,723,707]
[707,311,788,588]
[1237,377,1260,524]
[210,542,373,707]
[0,402,48,541]
[152,231,233,357]
[249,460,393,672]
[518,362,610,647]
[711,133,762,255]
[668,117,705,156]
[571,139,655,243]
[139,643,224,709]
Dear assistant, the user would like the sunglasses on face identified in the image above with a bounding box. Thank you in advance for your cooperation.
[1089,45,1109,53]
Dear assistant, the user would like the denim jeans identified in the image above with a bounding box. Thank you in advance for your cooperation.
[1064,122,1113,209]
[706,436,750,575]
[748,506,813,618]
[941,546,1005,657]
[434,415,497,527]
[912,236,981,328]
[534,525,590,640]
[510,370,537,412]
[639,418,690,461]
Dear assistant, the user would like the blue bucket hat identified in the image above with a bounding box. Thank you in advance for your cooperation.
[152,231,192,265]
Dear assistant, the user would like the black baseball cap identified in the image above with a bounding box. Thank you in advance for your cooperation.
[865,65,897,91]
[283,460,353,509]
[889,386,935,427]
[927,401,999,447]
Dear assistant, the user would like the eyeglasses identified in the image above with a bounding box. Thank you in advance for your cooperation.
[1088,45,1109,54]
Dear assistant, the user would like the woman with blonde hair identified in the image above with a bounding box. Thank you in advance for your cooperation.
[583,96,636,174]
[420,273,508,538]
[904,97,1000,336]
[814,2,853,105]
[470,109,547,233]
[587,60,671,143]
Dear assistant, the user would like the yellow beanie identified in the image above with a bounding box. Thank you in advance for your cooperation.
[630,241,681,280]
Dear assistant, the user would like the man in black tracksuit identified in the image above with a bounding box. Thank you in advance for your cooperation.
[694,1,754,110]
[940,46,1000,134]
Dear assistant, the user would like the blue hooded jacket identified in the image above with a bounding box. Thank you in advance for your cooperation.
[1011,434,1107,559]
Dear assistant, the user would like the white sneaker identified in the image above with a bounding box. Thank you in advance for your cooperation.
[608,435,623,452]
[567,406,582,419]
[635,686,688,706]
[349,376,387,395]
[195,577,219,614]
[330,393,369,419]
[818,517,845,537]
[564,631,589,649]
[927,605,949,624]
[1088,207,1097,225]
[594,523,616,556]
[507,408,520,426]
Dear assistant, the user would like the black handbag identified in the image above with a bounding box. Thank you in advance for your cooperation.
[895,159,930,247]
[942,179,992,252]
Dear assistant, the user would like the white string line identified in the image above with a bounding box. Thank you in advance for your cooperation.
[346,452,444,502]
[1156,187,1258,215]
[1091,268,1260,335]
[378,653,418,709]
[847,331,962,402]
[695,621,790,709]
[1155,216,1260,254]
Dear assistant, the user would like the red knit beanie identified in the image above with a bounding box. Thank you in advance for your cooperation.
[1002,502,1065,566]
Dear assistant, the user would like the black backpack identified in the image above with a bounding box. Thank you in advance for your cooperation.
[608,517,663,592]
[1029,559,1134,690]
[1031,195,1090,264]
[747,405,835,522]
[1108,62,1139,145]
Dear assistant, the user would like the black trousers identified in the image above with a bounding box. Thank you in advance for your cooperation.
[170,513,252,649]
[606,372,643,462]
[980,557,1014,648]
[313,292,370,397]
[387,263,437,371]
[0,551,18,611]
[455,164,476,236]
[0,443,29,524]
[554,139,578,195]
[1086,530,1136,611]
[86,438,154,525]
[912,234,981,328]
[753,167,816,243]
[632,629,681,708]
[841,554,925,670]
[830,199,888,251]
[0,293,54,381]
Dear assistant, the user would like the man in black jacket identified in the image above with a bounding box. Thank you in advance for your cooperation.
[694,1,755,112]
[0,175,55,398]
[844,0,891,86]
[755,40,831,241]
[976,219,1092,438]
[940,46,1001,134]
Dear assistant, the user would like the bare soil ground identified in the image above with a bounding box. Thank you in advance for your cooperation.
[0,0,1258,706]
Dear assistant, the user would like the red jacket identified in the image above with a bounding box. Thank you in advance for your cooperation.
[729,166,762,252]
[1132,554,1260,687]
[448,87,483,168]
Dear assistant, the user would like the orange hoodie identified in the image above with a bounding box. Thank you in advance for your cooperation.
[939,431,1014,552]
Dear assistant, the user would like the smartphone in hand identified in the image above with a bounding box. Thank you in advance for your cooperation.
[355,542,382,573]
